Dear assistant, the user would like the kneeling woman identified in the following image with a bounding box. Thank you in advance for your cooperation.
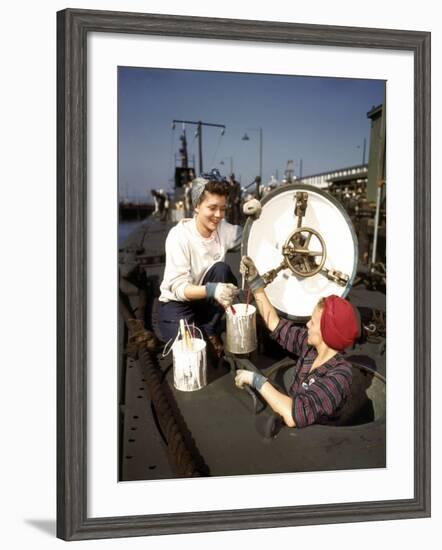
[235,256,359,428]
[158,177,241,356]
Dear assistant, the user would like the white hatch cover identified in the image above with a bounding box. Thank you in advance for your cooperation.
[242,184,358,320]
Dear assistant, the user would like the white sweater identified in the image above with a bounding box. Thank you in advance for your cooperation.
[159,218,242,302]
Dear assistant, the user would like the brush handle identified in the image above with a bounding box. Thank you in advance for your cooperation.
[245,288,251,314]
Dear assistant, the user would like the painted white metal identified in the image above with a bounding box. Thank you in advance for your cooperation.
[246,186,357,318]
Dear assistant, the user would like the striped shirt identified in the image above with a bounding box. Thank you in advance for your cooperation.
[270,318,353,428]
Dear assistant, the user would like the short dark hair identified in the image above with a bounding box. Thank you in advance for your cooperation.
[198,180,229,205]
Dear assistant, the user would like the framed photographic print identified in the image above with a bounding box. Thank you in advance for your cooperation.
[57,8,430,541]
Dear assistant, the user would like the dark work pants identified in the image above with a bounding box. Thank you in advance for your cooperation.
[158,261,237,342]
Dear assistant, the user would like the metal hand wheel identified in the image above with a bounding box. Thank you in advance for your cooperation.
[283,226,327,278]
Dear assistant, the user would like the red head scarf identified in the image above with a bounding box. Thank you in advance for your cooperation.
[320,295,359,351]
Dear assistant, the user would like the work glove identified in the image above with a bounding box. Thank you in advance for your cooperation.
[240,256,265,292]
[206,282,239,308]
[243,198,262,219]
[235,369,268,391]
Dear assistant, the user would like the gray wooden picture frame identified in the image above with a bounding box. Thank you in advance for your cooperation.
[57,8,431,541]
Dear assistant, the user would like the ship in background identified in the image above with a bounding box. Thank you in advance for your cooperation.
[117,103,386,481]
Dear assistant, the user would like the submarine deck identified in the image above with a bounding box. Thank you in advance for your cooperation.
[119,216,386,481]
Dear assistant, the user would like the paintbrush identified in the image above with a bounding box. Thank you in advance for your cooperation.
[184,319,194,351]
[179,319,191,350]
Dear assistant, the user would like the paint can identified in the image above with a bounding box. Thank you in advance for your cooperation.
[171,327,207,392]
[225,303,257,354]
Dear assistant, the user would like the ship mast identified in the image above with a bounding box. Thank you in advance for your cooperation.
[179,128,188,168]
[172,119,226,174]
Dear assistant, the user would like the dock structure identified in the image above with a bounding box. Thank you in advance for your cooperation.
[119,201,155,221]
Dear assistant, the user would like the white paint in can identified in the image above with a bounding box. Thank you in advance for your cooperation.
[172,337,207,392]
[226,303,257,354]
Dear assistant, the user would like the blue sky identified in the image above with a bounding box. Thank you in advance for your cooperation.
[118,67,384,200]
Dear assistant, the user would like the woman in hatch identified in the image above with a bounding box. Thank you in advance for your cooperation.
[158,174,242,357]
[235,256,359,428]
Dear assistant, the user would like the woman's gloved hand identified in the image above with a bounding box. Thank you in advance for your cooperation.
[240,256,265,291]
[206,282,239,308]
[235,369,268,391]
[234,369,253,388]
[243,198,262,219]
